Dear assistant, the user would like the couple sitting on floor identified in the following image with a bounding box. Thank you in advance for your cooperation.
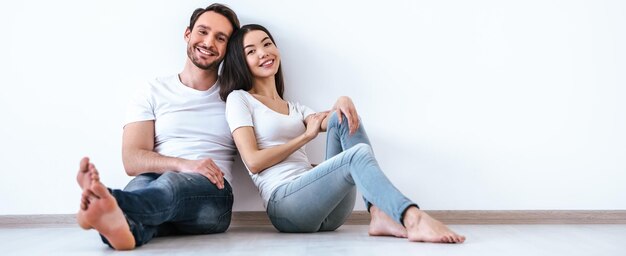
[76,3,465,250]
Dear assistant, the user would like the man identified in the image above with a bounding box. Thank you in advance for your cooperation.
[76,4,240,250]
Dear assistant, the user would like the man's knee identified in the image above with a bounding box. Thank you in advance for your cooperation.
[199,205,233,234]
[124,173,159,191]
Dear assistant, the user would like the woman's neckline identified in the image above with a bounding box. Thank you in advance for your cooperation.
[245,91,290,116]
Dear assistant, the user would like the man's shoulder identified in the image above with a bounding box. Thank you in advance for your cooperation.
[148,74,178,88]
[133,74,180,97]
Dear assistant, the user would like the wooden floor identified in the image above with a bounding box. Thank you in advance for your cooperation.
[1,224,625,255]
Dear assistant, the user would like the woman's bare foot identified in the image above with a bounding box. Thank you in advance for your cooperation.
[77,164,135,250]
[403,207,465,243]
[368,206,407,238]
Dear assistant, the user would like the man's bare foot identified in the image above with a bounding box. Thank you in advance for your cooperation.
[368,206,407,238]
[77,164,135,250]
[403,207,465,243]
[76,157,92,189]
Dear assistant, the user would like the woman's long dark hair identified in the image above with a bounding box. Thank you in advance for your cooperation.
[219,24,285,101]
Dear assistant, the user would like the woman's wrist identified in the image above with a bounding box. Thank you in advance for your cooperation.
[302,132,316,141]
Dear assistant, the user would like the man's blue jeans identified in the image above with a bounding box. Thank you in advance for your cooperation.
[267,112,417,232]
[102,171,233,247]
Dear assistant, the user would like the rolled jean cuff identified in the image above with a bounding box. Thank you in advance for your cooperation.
[398,202,419,226]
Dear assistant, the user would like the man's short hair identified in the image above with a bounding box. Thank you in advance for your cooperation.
[188,3,240,32]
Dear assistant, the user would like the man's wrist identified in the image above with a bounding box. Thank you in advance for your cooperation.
[173,158,187,172]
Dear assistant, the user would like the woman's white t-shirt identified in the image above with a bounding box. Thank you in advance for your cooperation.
[225,90,316,206]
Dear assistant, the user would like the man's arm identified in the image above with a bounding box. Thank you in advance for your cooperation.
[122,120,181,176]
[121,121,225,188]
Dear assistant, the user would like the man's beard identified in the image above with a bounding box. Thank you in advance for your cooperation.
[187,44,220,70]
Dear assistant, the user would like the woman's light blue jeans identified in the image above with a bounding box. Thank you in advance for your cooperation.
[267,112,417,232]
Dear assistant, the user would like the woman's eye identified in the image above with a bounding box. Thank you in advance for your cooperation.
[264,42,273,47]
[247,50,255,55]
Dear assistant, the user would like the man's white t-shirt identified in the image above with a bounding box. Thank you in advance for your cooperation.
[124,75,237,182]
[225,90,316,206]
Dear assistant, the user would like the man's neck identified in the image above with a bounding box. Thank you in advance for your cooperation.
[178,60,219,91]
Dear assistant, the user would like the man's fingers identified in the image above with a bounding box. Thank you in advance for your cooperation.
[209,161,222,174]
[208,162,225,189]
[205,165,224,189]
[215,170,224,189]
[205,173,217,185]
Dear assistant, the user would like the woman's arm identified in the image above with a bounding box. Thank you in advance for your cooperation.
[232,112,328,174]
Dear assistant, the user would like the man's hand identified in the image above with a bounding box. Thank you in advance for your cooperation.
[179,158,225,189]
[332,96,359,135]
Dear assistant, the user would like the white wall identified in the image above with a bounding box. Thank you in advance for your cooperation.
[1,0,624,214]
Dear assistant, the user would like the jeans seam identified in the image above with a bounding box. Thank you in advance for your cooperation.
[281,161,351,199]
[122,194,231,218]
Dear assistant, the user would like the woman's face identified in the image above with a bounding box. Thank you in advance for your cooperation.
[243,30,281,80]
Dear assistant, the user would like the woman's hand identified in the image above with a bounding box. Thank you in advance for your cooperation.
[304,112,329,139]
[332,96,359,135]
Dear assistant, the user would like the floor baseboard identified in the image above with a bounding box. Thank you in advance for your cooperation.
[1,210,625,228]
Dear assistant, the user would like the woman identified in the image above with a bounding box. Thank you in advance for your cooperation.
[219,24,465,243]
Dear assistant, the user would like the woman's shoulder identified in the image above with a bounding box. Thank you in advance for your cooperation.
[226,89,251,102]
[226,90,257,111]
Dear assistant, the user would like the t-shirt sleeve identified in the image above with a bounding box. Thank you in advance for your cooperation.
[225,91,254,133]
[293,101,316,121]
[124,82,156,127]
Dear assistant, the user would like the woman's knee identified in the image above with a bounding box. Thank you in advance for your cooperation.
[327,111,362,129]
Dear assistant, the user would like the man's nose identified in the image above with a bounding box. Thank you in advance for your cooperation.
[203,35,215,48]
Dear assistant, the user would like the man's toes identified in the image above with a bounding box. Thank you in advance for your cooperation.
[90,182,109,197]
[89,172,100,181]
[80,201,88,210]
[81,195,89,205]
[85,188,101,200]
[88,163,100,175]
[79,157,90,172]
